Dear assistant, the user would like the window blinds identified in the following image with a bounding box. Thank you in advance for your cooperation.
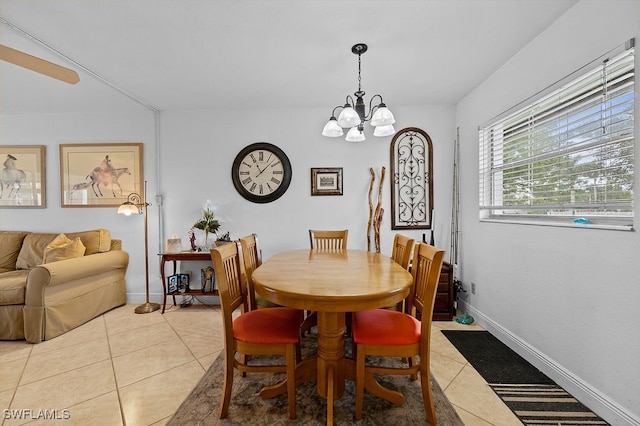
[479,40,635,228]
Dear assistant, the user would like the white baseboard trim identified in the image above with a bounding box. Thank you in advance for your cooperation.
[126,292,219,306]
[458,301,640,426]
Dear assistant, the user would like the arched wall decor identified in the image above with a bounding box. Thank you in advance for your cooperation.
[390,127,433,230]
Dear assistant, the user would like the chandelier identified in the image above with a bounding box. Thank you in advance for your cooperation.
[322,43,395,142]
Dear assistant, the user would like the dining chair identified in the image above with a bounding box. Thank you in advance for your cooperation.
[239,233,281,310]
[389,233,415,311]
[301,229,349,335]
[210,242,304,420]
[308,229,348,250]
[351,242,445,423]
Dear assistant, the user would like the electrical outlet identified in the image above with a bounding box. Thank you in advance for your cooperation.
[471,282,476,294]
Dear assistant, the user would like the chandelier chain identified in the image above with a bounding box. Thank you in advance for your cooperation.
[358,53,362,93]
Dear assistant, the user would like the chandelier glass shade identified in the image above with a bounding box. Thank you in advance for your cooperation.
[322,43,395,142]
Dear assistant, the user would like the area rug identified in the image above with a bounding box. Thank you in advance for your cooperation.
[442,330,609,425]
[168,333,463,425]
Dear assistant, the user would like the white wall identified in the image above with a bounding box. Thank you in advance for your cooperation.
[455,1,640,424]
[157,104,455,282]
[0,109,157,301]
[0,103,456,306]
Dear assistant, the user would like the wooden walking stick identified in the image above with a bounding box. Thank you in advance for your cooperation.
[373,166,386,253]
[367,167,375,252]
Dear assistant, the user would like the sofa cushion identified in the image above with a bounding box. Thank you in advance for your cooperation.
[66,229,111,255]
[15,233,58,270]
[43,234,86,264]
[0,269,29,305]
[16,229,111,270]
[0,231,30,271]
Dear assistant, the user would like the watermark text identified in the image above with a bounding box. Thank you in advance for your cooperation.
[3,409,70,420]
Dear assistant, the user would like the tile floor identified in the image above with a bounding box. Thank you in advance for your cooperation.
[0,303,521,425]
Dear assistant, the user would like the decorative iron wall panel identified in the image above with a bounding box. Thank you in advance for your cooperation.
[390,127,433,230]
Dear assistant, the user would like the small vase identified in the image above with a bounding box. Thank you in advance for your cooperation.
[192,229,216,251]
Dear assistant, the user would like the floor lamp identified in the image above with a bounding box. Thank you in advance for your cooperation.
[118,180,161,314]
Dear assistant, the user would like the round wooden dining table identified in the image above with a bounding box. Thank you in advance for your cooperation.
[251,249,413,425]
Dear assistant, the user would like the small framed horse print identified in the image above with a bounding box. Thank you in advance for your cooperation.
[0,145,46,208]
[60,143,143,207]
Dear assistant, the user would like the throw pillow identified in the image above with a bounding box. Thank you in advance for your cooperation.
[42,233,86,264]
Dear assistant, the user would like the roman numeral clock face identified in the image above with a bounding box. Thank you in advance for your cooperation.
[232,143,292,203]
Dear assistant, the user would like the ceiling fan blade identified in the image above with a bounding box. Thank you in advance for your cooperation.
[0,44,79,84]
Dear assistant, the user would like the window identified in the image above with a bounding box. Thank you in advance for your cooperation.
[479,39,635,230]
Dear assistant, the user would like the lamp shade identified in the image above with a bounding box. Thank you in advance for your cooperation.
[117,202,140,216]
[322,117,344,137]
[337,106,361,128]
[373,124,396,137]
[346,126,366,142]
[370,105,395,127]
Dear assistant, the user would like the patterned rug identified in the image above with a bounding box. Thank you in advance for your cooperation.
[168,332,464,425]
[442,330,609,425]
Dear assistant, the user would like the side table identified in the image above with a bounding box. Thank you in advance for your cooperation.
[159,245,229,313]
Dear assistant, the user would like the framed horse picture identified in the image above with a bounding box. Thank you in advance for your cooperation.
[0,145,46,208]
[60,143,143,207]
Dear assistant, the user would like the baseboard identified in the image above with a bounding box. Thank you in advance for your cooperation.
[458,301,640,426]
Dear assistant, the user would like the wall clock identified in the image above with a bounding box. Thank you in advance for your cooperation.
[231,142,292,203]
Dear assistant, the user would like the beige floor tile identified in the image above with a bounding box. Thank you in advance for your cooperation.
[453,406,496,425]
[108,321,179,358]
[0,388,15,416]
[30,315,107,356]
[162,305,221,333]
[445,364,521,425]
[0,356,27,393]
[27,391,123,426]
[429,349,466,391]
[178,328,224,360]
[197,352,219,370]
[151,415,172,426]
[0,341,32,364]
[430,327,471,365]
[112,337,196,388]
[433,318,484,332]
[103,305,166,336]
[119,360,205,426]
[19,337,110,385]
[7,359,116,425]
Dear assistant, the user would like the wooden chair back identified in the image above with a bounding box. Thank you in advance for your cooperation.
[210,242,249,323]
[309,229,348,250]
[389,234,415,311]
[391,234,415,270]
[239,233,261,310]
[406,242,445,351]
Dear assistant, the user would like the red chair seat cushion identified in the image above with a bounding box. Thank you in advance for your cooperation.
[233,307,303,344]
[352,309,421,345]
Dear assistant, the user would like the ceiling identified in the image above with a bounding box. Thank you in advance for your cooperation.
[0,0,579,115]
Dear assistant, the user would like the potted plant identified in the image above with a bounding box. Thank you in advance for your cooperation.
[192,200,220,249]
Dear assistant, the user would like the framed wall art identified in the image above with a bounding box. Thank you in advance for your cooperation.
[0,145,46,208]
[311,167,343,196]
[60,143,143,207]
[390,128,433,229]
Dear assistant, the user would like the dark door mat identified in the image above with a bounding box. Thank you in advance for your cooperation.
[442,330,610,425]
[441,330,553,384]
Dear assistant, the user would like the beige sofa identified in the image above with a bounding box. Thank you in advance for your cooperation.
[0,229,128,343]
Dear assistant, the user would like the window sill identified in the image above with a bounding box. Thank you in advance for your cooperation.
[479,217,634,231]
